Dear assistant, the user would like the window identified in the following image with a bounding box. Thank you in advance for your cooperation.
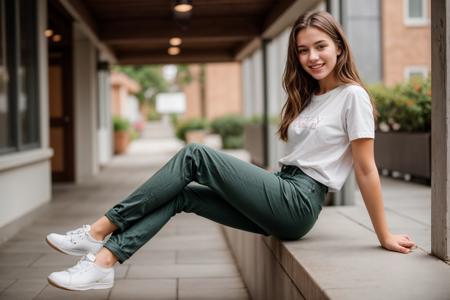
[19,0,39,146]
[0,0,39,154]
[404,66,428,81]
[404,0,428,26]
[0,1,9,149]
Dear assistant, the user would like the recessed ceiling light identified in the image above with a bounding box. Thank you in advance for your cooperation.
[169,37,182,46]
[52,34,62,42]
[168,47,181,55]
[174,0,192,13]
[45,29,53,37]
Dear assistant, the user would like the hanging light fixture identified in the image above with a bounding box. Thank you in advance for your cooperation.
[169,37,182,46]
[174,0,192,13]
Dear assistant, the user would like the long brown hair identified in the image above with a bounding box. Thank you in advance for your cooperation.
[277,11,378,141]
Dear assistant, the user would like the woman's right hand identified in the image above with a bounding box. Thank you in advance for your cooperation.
[380,232,417,254]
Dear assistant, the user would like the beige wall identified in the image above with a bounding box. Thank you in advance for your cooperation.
[183,65,202,119]
[382,0,431,86]
[182,63,242,121]
[205,63,242,120]
[111,72,140,118]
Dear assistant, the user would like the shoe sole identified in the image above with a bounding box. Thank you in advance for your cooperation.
[48,277,113,291]
[45,237,86,256]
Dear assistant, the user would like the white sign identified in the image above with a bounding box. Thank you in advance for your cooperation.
[156,93,186,114]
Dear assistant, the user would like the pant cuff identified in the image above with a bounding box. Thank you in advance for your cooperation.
[105,209,128,232]
[103,240,129,264]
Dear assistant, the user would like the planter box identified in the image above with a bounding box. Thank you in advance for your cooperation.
[185,130,207,144]
[374,132,431,180]
[114,131,130,154]
[244,124,265,167]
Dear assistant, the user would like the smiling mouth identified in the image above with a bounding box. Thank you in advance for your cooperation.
[309,63,325,70]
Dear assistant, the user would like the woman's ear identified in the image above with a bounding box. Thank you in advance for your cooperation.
[337,47,342,57]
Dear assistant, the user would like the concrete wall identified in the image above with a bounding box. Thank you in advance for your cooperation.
[97,67,113,166]
[266,29,291,170]
[340,0,382,84]
[222,228,305,300]
[73,24,99,182]
[242,59,253,117]
[0,0,52,241]
[241,50,264,119]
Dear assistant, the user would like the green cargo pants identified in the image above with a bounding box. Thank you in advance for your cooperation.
[104,143,328,263]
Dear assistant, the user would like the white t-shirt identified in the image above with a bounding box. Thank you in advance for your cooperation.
[278,84,375,192]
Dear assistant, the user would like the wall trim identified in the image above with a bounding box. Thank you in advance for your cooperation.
[0,148,53,172]
[0,201,49,244]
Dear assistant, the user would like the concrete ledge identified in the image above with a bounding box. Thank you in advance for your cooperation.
[0,148,53,172]
[222,207,450,300]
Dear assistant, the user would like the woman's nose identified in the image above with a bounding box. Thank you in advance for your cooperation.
[308,50,319,61]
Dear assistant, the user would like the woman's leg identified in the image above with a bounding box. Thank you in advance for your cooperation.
[104,143,320,249]
[89,217,118,241]
[102,184,269,264]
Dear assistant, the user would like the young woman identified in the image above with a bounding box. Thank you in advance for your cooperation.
[46,11,416,291]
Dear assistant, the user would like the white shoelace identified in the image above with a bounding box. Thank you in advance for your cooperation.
[66,225,90,244]
[66,225,90,236]
[67,254,95,273]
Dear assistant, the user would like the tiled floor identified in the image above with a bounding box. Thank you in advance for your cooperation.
[0,124,250,299]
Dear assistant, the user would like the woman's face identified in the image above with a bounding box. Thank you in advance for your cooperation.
[296,27,342,86]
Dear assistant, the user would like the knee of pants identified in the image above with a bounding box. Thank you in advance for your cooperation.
[184,142,212,156]
[173,188,194,214]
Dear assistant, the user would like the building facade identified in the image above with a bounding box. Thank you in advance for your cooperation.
[382,0,431,85]
[182,63,242,121]
[0,0,115,242]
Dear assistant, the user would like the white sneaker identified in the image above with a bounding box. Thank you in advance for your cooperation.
[48,253,114,291]
[46,225,105,256]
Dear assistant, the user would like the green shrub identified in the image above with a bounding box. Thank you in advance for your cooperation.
[170,113,179,128]
[130,128,140,140]
[246,114,280,126]
[368,77,431,132]
[175,118,209,142]
[211,114,246,136]
[223,135,244,149]
[147,110,161,121]
[247,115,262,125]
[113,116,130,132]
[211,114,247,149]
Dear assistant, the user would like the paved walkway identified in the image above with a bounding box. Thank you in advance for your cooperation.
[350,174,431,253]
[0,122,250,299]
[0,120,442,299]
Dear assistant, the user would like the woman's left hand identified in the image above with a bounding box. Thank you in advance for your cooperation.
[380,232,417,254]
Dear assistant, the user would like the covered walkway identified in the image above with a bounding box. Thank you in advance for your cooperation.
[0,122,249,299]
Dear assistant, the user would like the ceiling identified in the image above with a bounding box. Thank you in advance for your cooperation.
[57,0,322,64]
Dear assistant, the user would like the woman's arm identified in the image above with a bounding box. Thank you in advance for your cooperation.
[351,138,416,253]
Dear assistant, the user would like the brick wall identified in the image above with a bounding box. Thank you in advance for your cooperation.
[182,62,242,121]
[382,0,431,85]
[182,65,202,119]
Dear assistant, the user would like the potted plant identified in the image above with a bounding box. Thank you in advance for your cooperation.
[175,118,209,144]
[211,114,247,150]
[113,116,130,154]
[368,77,431,182]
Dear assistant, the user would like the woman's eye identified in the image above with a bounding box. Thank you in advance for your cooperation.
[317,45,326,49]
[298,49,307,54]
